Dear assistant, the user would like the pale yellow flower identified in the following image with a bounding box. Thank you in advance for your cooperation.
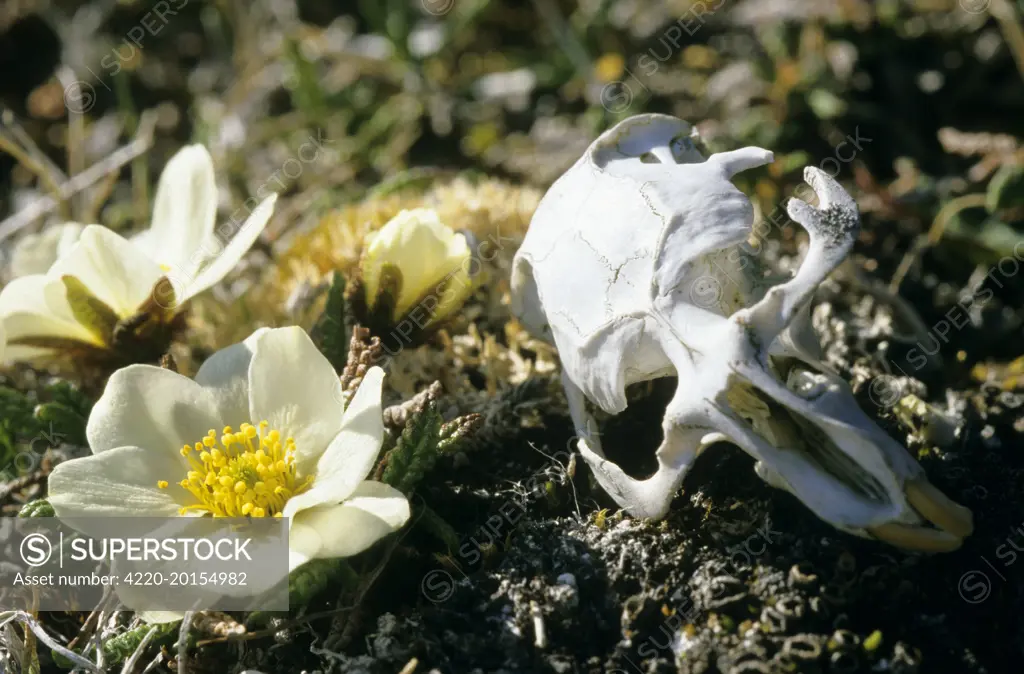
[361,208,474,329]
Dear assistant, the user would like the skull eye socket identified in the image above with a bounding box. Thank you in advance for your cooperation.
[598,377,680,479]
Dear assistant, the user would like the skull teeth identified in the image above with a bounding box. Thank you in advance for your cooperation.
[867,480,973,551]
[904,479,974,539]
[867,522,963,553]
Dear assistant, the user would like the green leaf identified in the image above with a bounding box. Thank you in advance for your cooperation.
[945,215,1023,263]
[371,263,404,325]
[18,499,54,518]
[33,403,87,447]
[778,151,812,174]
[310,272,349,373]
[100,621,179,666]
[0,386,41,466]
[289,557,358,602]
[61,275,119,343]
[366,168,441,200]
[437,414,483,454]
[381,401,443,493]
[284,37,327,120]
[42,381,94,419]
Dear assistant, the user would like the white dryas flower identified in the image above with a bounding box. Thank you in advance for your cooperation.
[8,222,84,278]
[361,208,474,329]
[47,326,410,619]
[0,145,276,364]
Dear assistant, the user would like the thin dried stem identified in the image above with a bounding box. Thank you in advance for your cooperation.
[177,611,195,674]
[0,110,156,242]
[56,66,87,216]
[0,611,100,672]
[0,114,69,220]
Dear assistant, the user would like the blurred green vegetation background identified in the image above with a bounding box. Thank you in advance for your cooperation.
[0,0,1023,375]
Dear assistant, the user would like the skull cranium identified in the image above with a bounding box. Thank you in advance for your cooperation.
[511,113,972,552]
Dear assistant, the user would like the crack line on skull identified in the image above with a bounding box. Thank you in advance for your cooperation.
[651,307,700,363]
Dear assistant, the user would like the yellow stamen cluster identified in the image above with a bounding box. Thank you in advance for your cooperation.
[169,421,313,518]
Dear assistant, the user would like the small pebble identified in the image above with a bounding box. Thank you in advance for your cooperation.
[555,573,576,587]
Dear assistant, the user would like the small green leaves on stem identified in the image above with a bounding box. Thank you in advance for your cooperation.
[34,380,93,448]
[99,621,179,666]
[0,380,92,471]
[437,414,483,454]
[378,386,482,493]
[310,271,350,373]
[380,401,444,494]
[0,386,38,461]
[18,499,54,518]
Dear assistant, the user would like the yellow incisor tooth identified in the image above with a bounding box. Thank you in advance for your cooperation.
[867,522,963,553]
[904,479,974,539]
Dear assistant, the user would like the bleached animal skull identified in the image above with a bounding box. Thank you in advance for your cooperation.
[511,114,973,552]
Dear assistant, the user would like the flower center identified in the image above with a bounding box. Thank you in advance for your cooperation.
[163,422,313,517]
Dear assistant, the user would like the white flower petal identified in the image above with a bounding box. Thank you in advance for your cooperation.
[193,328,267,428]
[48,446,184,521]
[1,342,55,363]
[288,481,410,565]
[148,145,218,274]
[288,521,319,572]
[130,228,156,254]
[280,367,385,518]
[179,195,277,302]
[49,225,164,316]
[0,275,103,361]
[362,208,472,320]
[86,365,224,458]
[247,326,345,473]
[0,275,87,331]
